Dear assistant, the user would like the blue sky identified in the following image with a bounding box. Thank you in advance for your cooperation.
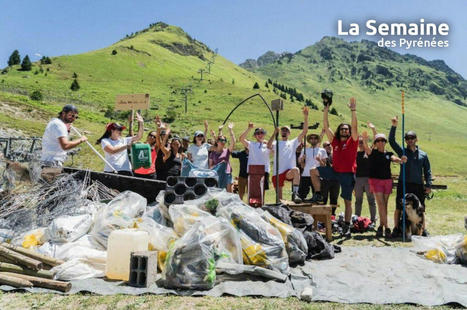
[1,0,466,77]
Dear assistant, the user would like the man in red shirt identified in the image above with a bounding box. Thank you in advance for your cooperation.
[323,97,358,237]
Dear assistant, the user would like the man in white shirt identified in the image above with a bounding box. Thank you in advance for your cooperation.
[298,133,328,202]
[268,107,309,203]
[41,105,87,167]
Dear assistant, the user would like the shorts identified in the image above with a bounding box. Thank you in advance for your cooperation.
[335,172,355,201]
[272,169,292,188]
[317,166,338,181]
[368,178,393,194]
[225,173,233,185]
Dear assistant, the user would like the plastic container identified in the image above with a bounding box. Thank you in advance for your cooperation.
[131,143,152,169]
[105,229,149,281]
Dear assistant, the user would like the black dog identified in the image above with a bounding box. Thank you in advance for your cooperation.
[399,193,425,241]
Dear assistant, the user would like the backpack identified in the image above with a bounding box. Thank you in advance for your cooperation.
[353,216,372,232]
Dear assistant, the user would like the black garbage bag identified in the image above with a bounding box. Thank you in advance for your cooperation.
[303,231,341,260]
[290,210,315,231]
[262,204,293,225]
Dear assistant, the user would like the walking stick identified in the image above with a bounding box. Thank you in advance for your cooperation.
[401,91,406,242]
[69,125,118,173]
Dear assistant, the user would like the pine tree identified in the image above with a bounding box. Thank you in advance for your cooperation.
[70,79,80,91]
[21,55,32,71]
[253,82,260,89]
[8,50,21,66]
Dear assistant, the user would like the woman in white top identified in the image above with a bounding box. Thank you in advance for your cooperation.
[187,120,212,169]
[96,112,144,175]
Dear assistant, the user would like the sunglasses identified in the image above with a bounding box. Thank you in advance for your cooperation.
[340,128,349,131]
[405,136,416,140]
[196,135,204,138]
[218,139,227,143]
[323,144,331,147]
[255,132,265,135]
[375,139,386,143]
[149,134,156,138]
[71,114,79,119]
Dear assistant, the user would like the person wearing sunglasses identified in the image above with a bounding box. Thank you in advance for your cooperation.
[299,132,327,203]
[389,116,432,238]
[96,112,144,175]
[41,104,87,168]
[209,123,236,192]
[322,97,359,237]
[269,106,309,203]
[187,120,211,169]
[362,131,405,238]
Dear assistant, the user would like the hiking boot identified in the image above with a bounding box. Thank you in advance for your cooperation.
[376,226,383,237]
[292,193,302,204]
[310,192,324,204]
[391,226,402,239]
[422,229,430,237]
[341,223,351,238]
[384,228,392,239]
[368,220,376,231]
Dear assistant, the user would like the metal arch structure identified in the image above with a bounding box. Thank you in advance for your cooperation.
[222,93,277,128]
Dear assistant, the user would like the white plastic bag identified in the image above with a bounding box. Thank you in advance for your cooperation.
[52,258,105,280]
[90,191,147,249]
[412,234,464,264]
[169,204,213,236]
[133,217,178,251]
[48,214,93,243]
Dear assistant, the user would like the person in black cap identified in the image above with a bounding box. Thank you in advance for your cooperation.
[40,104,87,167]
[96,112,144,175]
[389,116,432,238]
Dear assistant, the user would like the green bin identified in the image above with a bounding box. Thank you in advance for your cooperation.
[131,143,152,169]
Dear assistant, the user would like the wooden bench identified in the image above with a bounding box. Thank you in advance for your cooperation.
[281,200,337,241]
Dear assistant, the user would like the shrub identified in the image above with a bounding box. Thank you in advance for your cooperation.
[30,90,43,101]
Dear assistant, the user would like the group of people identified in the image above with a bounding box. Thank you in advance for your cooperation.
[41,97,432,239]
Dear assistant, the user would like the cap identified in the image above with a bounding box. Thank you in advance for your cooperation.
[374,133,387,141]
[194,130,204,137]
[61,104,78,113]
[254,128,266,135]
[280,126,291,132]
[105,122,126,131]
[171,135,181,141]
[404,131,417,139]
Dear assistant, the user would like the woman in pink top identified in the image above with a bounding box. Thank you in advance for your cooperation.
[209,123,235,192]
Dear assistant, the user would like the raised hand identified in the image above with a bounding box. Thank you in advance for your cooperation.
[348,97,356,110]
[367,122,375,130]
[248,122,254,129]
[204,120,209,129]
[227,122,234,130]
[135,112,144,122]
[361,130,369,140]
[391,116,398,126]
[303,106,309,116]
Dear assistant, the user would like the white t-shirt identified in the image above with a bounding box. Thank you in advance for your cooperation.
[187,143,211,169]
[41,118,69,164]
[247,141,270,173]
[300,147,328,177]
[271,138,300,175]
[101,137,133,172]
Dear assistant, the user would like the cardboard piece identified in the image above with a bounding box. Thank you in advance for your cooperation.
[115,94,150,111]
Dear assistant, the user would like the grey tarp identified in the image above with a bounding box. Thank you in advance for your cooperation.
[1,246,466,306]
[306,246,467,307]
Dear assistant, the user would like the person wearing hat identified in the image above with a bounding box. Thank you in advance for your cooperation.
[389,116,432,238]
[299,132,328,203]
[96,112,144,175]
[209,122,236,192]
[239,123,276,197]
[362,131,406,238]
[40,104,87,168]
[187,120,212,169]
[322,97,359,237]
[268,107,309,203]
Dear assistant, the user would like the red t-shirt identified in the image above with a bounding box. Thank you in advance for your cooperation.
[134,147,157,175]
[331,136,358,173]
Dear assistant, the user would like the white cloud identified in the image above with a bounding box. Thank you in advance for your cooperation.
[34,53,42,57]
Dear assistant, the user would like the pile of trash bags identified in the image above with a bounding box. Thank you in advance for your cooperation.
[0,175,340,289]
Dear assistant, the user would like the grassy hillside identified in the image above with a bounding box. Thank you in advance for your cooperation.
[241,37,467,176]
[0,24,466,178]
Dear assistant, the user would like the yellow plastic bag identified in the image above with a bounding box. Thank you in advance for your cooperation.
[22,228,47,249]
[424,248,447,263]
